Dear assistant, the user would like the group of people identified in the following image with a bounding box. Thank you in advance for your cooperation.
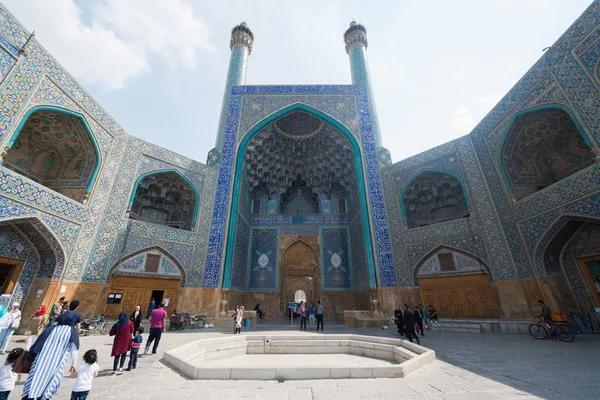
[297,301,324,331]
[393,304,438,344]
[0,297,171,399]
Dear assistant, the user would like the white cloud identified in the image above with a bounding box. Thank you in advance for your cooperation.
[3,0,213,90]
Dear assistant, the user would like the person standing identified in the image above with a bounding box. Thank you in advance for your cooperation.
[414,304,424,337]
[234,306,244,334]
[109,312,134,374]
[0,302,21,354]
[126,327,144,371]
[232,306,240,334]
[145,301,167,355]
[70,349,99,400]
[130,305,142,332]
[298,302,307,330]
[47,296,65,328]
[23,300,82,400]
[0,347,24,400]
[316,301,324,331]
[419,304,429,331]
[403,304,419,344]
[147,299,156,319]
[25,305,47,351]
[308,303,316,328]
[394,305,404,335]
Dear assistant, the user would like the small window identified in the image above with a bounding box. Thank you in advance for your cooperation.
[144,254,161,273]
[106,293,122,304]
[437,253,456,272]
[252,199,261,214]
[338,199,347,214]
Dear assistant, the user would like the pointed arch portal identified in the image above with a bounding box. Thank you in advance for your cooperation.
[203,90,396,290]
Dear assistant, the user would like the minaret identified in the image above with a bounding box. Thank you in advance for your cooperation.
[344,21,383,149]
[214,22,254,149]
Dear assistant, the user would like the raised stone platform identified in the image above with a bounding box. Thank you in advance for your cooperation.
[430,318,534,334]
[163,333,435,380]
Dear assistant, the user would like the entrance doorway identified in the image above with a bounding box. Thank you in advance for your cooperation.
[150,290,164,308]
[0,258,24,296]
[280,237,319,318]
[103,275,179,319]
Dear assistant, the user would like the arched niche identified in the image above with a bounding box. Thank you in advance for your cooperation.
[499,106,596,201]
[128,170,198,231]
[401,169,470,229]
[2,107,101,203]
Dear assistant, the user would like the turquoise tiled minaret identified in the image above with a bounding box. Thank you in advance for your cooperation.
[344,21,383,149]
[214,22,254,149]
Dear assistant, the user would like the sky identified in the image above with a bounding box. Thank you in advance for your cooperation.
[3,0,594,164]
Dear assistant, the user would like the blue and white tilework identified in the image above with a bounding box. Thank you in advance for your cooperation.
[320,227,352,290]
[247,227,279,291]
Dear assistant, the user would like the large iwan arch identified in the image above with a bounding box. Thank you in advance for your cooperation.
[3,106,101,203]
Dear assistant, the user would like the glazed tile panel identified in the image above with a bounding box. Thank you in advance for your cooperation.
[247,227,279,291]
[320,227,352,290]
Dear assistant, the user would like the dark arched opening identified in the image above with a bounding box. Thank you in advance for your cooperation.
[499,106,596,201]
[3,107,101,203]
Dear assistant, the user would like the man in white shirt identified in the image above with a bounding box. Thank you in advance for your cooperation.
[0,303,21,354]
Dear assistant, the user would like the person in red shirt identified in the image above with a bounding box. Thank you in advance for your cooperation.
[144,301,167,355]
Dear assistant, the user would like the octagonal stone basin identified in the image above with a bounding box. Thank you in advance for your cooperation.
[163,334,436,380]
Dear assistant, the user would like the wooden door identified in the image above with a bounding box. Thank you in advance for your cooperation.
[419,273,498,319]
[103,275,180,319]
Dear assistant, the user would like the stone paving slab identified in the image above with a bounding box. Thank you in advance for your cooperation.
[6,325,600,399]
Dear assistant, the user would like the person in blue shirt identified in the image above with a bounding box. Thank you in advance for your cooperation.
[127,326,144,371]
[308,304,315,328]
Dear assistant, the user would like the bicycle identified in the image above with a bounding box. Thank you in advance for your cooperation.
[528,317,575,342]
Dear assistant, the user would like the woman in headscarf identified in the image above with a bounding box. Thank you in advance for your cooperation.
[130,305,142,332]
[25,305,47,350]
[234,306,244,334]
[22,299,82,400]
[109,311,134,374]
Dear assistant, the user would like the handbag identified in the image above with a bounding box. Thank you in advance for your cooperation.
[235,321,242,328]
[12,350,34,374]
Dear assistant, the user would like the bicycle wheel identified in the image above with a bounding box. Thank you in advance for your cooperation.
[99,322,109,335]
[558,325,575,342]
[529,323,547,339]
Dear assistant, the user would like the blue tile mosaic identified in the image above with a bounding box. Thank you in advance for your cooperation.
[247,227,279,291]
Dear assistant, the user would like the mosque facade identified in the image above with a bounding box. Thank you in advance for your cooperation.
[1,2,600,329]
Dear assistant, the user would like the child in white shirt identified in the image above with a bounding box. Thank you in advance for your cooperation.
[0,347,24,399]
[70,349,99,400]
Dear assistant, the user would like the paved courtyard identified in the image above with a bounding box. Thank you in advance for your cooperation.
[8,323,600,400]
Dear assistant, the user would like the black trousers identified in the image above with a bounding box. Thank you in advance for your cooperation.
[113,353,127,370]
[128,348,139,369]
[146,328,163,353]
[316,314,323,330]
[300,316,306,330]
[405,328,420,344]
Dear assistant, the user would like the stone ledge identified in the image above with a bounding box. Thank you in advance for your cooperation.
[163,334,436,380]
